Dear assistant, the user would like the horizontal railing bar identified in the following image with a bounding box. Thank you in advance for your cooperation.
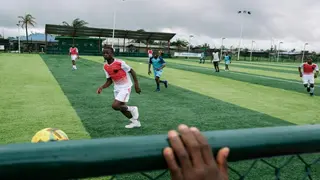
[0,124,319,179]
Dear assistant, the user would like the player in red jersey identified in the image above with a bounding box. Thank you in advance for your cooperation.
[298,57,319,96]
[69,45,79,70]
[97,46,142,128]
[148,49,153,62]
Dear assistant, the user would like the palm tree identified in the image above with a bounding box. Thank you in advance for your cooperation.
[62,18,88,44]
[62,18,88,28]
[18,14,36,44]
[171,39,188,52]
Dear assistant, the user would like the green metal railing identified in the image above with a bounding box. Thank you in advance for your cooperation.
[0,125,319,179]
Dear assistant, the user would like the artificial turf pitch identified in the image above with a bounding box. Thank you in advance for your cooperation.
[0,53,318,179]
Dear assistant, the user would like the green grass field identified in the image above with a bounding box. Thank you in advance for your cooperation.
[0,53,319,180]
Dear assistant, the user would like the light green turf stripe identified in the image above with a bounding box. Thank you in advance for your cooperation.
[239,60,301,67]
[229,62,298,70]
[0,54,90,144]
[129,57,301,81]
[86,56,320,125]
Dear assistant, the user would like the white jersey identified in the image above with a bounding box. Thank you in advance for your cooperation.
[213,52,220,62]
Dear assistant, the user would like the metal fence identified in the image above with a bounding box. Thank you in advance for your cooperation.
[0,125,319,180]
[102,154,319,180]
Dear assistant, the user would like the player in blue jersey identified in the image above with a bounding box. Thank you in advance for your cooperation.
[224,52,231,71]
[148,51,168,92]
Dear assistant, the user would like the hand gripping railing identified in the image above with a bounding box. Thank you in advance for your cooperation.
[0,125,319,179]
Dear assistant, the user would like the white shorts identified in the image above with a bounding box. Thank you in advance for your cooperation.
[114,88,131,103]
[302,74,315,84]
[148,54,153,58]
[71,55,78,61]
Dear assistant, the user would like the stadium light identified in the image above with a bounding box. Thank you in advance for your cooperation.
[112,0,126,49]
[271,38,275,51]
[237,10,252,61]
[187,35,194,59]
[250,40,255,61]
[220,37,226,61]
[16,21,21,54]
[277,41,283,62]
[188,35,194,52]
[301,42,309,63]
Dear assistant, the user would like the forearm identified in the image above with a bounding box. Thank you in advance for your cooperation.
[298,67,302,74]
[160,64,166,69]
[130,69,139,84]
[101,79,112,89]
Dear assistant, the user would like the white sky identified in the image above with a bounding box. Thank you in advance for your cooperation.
[1,0,320,52]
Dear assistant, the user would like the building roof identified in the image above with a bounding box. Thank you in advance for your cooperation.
[13,33,57,42]
[45,24,176,41]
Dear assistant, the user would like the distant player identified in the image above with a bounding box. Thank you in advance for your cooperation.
[69,45,79,70]
[199,52,205,64]
[224,52,231,71]
[148,51,168,92]
[97,46,142,128]
[298,57,319,96]
[148,49,153,62]
[212,51,220,72]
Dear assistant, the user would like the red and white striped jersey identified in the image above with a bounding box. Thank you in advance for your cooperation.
[69,47,78,55]
[103,59,132,90]
[300,63,319,75]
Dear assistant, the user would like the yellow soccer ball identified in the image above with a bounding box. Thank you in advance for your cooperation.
[31,128,69,143]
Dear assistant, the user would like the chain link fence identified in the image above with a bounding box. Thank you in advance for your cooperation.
[100,154,319,180]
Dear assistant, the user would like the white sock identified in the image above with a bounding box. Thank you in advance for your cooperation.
[130,118,138,122]
[127,106,135,112]
[310,87,315,93]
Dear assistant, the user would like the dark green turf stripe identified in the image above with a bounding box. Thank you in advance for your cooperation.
[40,55,318,180]
[125,58,309,94]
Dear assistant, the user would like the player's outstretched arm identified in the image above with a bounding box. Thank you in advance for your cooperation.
[298,66,303,77]
[159,63,166,70]
[148,58,152,75]
[315,64,319,78]
[97,78,113,94]
[158,57,166,70]
[129,69,141,94]
[315,70,319,78]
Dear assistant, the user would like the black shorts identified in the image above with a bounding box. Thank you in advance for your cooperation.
[213,61,219,66]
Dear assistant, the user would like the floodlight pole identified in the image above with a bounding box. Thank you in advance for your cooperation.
[301,43,308,63]
[237,10,252,61]
[277,41,283,62]
[271,38,275,51]
[188,35,193,52]
[112,11,116,49]
[220,37,225,61]
[16,22,21,54]
[250,40,255,61]
[112,0,125,49]
[188,35,193,59]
